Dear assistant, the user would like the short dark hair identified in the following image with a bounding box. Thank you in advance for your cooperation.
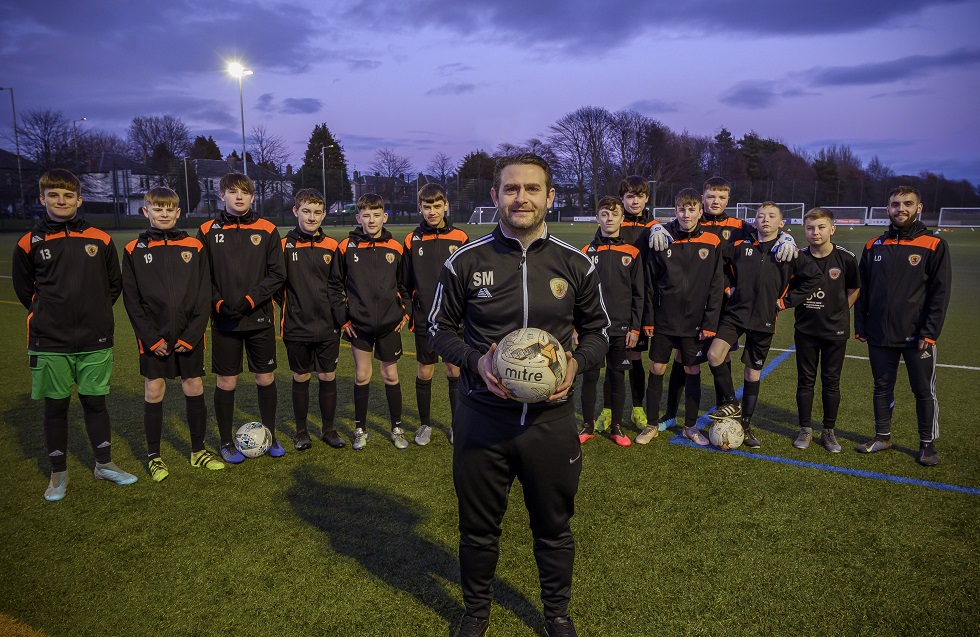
[357,193,385,211]
[888,185,921,203]
[596,196,624,215]
[675,188,701,209]
[294,188,325,208]
[804,207,835,224]
[39,169,81,195]
[219,172,255,195]
[618,175,649,198]
[702,177,731,193]
[418,183,448,205]
[493,153,553,192]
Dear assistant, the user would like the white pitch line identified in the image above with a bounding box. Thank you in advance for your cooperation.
[769,348,980,371]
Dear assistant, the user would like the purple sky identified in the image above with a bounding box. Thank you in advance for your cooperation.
[2,0,978,183]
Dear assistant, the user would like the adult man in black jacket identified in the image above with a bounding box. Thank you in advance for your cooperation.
[429,153,609,637]
[855,186,951,466]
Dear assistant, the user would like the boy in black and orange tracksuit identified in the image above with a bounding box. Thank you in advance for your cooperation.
[198,172,286,463]
[706,202,821,449]
[12,169,136,501]
[123,187,224,481]
[403,183,468,446]
[276,189,346,451]
[328,193,411,451]
[640,189,724,446]
[854,186,951,466]
[577,196,642,447]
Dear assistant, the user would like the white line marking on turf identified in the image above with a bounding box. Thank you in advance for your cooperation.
[769,348,979,371]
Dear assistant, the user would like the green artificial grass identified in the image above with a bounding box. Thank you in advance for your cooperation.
[0,223,977,636]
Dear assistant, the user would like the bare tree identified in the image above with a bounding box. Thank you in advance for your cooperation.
[549,106,612,210]
[127,114,192,163]
[370,147,413,201]
[247,125,291,209]
[426,151,454,184]
[77,130,129,167]
[17,108,72,169]
[607,110,648,180]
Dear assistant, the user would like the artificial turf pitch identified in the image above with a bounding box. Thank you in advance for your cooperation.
[0,223,977,637]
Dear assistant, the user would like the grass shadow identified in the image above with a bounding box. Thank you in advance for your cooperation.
[287,465,544,635]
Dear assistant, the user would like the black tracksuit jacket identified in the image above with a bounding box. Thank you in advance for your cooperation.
[581,231,642,339]
[197,210,285,333]
[855,220,951,347]
[428,225,610,424]
[277,227,340,342]
[403,220,469,332]
[13,215,121,353]
[122,227,210,354]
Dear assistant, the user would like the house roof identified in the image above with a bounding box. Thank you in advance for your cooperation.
[190,158,285,181]
[0,147,41,171]
[90,153,158,174]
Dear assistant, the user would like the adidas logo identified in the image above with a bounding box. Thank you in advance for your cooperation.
[97,441,111,449]
[755,360,764,366]
[137,242,146,248]
[621,359,630,366]
[286,242,294,248]
[477,287,492,298]
[31,235,43,244]
[49,450,64,457]
[268,359,275,365]
[919,350,932,359]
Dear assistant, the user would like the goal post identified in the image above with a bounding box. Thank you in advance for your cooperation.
[821,207,867,226]
[938,208,980,228]
[736,202,805,225]
[466,206,498,224]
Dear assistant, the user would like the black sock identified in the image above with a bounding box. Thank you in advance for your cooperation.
[629,360,645,404]
[79,394,111,464]
[447,376,459,420]
[257,381,278,437]
[664,360,685,418]
[742,379,761,425]
[601,373,611,409]
[292,378,311,432]
[416,378,432,428]
[214,387,236,446]
[43,397,70,473]
[385,383,403,429]
[185,394,207,453]
[581,368,600,424]
[319,378,337,431]
[353,383,370,431]
[144,400,164,459]
[684,372,702,427]
[645,372,664,426]
[709,363,736,404]
[610,369,627,427]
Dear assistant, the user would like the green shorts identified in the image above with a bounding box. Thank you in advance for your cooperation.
[29,349,114,400]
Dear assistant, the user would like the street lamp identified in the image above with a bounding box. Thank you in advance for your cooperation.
[0,87,25,209]
[227,62,253,176]
[73,117,87,173]
[321,144,335,213]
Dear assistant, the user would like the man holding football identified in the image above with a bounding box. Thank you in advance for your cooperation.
[429,153,609,637]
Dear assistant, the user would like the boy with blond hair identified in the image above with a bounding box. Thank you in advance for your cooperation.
[706,203,820,448]
[13,168,137,500]
[123,187,224,480]
[328,193,411,450]
[277,188,346,450]
[578,196,642,447]
[198,172,286,462]
[403,183,468,445]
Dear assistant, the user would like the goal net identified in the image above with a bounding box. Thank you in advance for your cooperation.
[938,208,980,228]
[737,202,805,225]
[821,207,867,226]
[467,206,498,224]
[869,207,943,227]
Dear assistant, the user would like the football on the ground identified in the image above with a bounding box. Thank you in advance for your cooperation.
[492,328,567,403]
[709,417,744,450]
[234,422,272,458]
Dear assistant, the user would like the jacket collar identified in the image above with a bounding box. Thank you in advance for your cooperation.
[218,208,255,225]
[417,218,455,235]
[350,226,393,243]
[591,229,625,245]
[887,219,928,240]
[494,222,548,251]
[667,219,702,240]
[39,214,85,233]
[141,227,187,242]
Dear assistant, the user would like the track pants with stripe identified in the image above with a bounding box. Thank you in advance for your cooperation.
[868,344,940,443]
[453,397,581,620]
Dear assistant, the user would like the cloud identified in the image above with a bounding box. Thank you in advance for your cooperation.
[871,89,930,98]
[281,98,323,114]
[438,63,474,76]
[721,80,814,109]
[341,0,963,53]
[345,58,382,71]
[426,83,476,96]
[626,99,680,115]
[806,48,980,87]
[255,94,276,113]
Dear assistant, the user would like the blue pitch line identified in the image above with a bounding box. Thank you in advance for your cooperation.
[672,345,980,496]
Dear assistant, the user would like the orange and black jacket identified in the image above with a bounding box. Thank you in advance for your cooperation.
[642,220,724,337]
[721,233,822,334]
[582,231,643,339]
[403,220,468,332]
[122,228,210,354]
[197,209,285,333]
[328,226,410,334]
[276,227,340,342]
[700,211,752,245]
[855,220,950,347]
[13,215,121,353]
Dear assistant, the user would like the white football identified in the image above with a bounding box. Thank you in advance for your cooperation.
[709,418,744,450]
[492,328,567,403]
[234,422,272,458]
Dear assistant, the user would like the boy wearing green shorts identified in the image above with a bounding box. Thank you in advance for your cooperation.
[12,169,138,501]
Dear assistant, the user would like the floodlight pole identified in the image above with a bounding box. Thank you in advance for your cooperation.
[0,87,25,208]
[321,144,334,212]
[72,117,87,174]
[228,63,253,177]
